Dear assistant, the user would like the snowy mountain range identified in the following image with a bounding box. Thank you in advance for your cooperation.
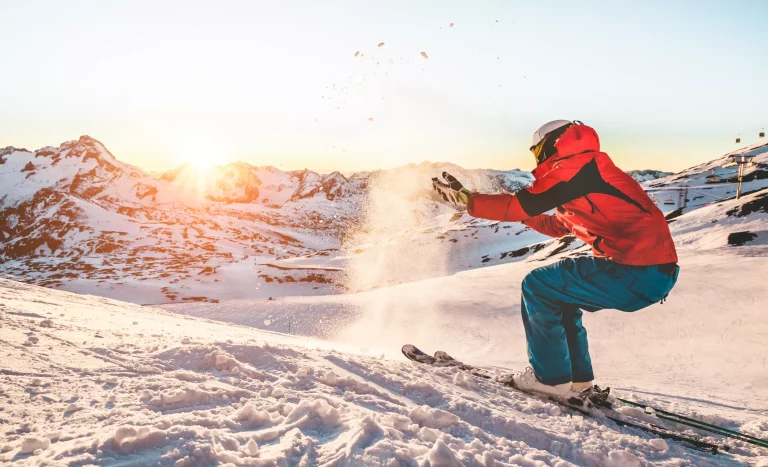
[0,136,533,303]
[2,136,767,305]
[626,169,673,182]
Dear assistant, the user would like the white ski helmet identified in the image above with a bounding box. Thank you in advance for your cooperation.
[530,119,572,150]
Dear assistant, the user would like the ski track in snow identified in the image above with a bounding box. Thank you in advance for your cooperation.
[1,278,767,466]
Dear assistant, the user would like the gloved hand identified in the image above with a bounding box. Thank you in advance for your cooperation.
[432,172,472,207]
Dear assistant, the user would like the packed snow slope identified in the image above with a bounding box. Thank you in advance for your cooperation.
[2,278,767,466]
[164,218,768,408]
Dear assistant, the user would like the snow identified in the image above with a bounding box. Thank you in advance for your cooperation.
[667,189,768,249]
[2,244,768,465]
[162,248,768,407]
[626,169,673,182]
[409,406,461,429]
[643,140,768,213]
[3,136,768,465]
[19,437,50,455]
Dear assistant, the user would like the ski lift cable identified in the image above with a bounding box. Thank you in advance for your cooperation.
[644,183,739,192]
[687,191,733,201]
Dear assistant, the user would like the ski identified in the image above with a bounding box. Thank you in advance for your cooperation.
[616,397,768,449]
[402,344,723,454]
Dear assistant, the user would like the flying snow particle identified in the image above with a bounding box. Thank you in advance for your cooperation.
[264,319,271,326]
[449,23,454,27]
[354,51,360,57]
[378,42,385,47]
[368,117,374,122]
[421,52,429,59]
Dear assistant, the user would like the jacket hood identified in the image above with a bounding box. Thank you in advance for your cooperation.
[554,123,600,158]
[531,124,601,179]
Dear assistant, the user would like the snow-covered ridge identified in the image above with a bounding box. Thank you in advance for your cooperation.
[643,141,768,212]
[4,135,767,305]
[648,140,768,188]
[626,169,673,182]
[0,136,534,303]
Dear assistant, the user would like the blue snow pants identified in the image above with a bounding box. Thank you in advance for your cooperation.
[521,256,679,385]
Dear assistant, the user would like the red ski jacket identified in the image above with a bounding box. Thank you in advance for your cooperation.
[467,123,677,266]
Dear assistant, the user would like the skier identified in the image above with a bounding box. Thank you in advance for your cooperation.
[432,120,678,399]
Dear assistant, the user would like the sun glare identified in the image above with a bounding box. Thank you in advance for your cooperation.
[179,144,217,170]
[175,129,233,170]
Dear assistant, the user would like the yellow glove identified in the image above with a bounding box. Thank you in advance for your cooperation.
[432,172,472,207]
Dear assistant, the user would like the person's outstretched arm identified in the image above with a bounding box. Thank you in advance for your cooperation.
[433,169,576,239]
[467,188,571,236]
[522,214,570,238]
[467,165,576,223]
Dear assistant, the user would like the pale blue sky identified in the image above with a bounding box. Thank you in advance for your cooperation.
[1,0,766,173]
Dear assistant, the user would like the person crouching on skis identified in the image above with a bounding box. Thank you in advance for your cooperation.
[432,120,678,399]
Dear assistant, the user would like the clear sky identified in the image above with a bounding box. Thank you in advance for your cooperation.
[1,0,766,173]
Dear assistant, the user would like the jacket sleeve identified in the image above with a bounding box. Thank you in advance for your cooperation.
[521,214,570,238]
[466,193,527,222]
[467,164,577,222]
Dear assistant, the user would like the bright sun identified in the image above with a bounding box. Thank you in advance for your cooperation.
[179,144,217,169]
[175,131,232,170]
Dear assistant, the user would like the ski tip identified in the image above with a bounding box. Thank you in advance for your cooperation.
[401,344,437,364]
[401,344,424,359]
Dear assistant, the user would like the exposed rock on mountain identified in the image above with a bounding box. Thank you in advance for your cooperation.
[627,169,673,182]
